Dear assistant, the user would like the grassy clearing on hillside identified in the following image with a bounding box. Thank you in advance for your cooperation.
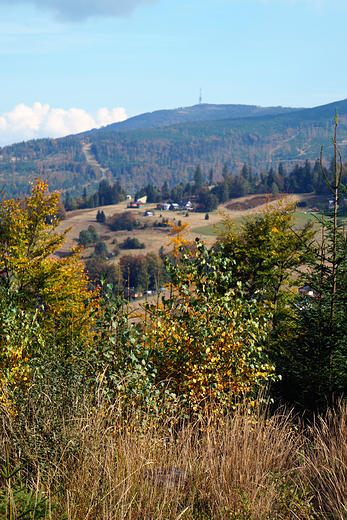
[194,211,320,237]
[191,224,219,235]
[293,211,318,228]
[57,194,312,262]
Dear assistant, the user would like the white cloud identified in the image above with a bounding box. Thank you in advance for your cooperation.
[7,102,50,131]
[0,117,7,131]
[0,0,159,22]
[44,108,96,135]
[96,107,127,127]
[0,102,127,146]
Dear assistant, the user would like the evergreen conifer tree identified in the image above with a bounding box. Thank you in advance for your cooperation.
[274,110,347,412]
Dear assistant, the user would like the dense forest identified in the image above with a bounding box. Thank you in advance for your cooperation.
[91,102,300,132]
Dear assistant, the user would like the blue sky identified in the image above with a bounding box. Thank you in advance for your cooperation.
[1,0,346,145]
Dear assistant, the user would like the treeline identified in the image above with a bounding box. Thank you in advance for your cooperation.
[64,179,126,211]
[212,158,347,200]
[133,159,347,213]
[85,251,170,294]
[9,155,345,217]
[213,159,343,204]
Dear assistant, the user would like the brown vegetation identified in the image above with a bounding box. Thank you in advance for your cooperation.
[2,394,347,519]
[226,194,282,211]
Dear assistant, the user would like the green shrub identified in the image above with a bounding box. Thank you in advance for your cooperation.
[94,241,108,256]
[78,225,99,246]
[121,237,145,249]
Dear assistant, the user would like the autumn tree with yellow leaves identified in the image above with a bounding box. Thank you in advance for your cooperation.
[140,205,316,413]
[0,179,96,389]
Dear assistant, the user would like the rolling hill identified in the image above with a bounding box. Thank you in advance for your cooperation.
[1,99,347,198]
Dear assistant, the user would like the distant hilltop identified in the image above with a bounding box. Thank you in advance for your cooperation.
[84,103,302,134]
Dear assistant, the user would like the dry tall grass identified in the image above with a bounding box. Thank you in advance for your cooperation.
[307,405,347,519]
[2,393,347,519]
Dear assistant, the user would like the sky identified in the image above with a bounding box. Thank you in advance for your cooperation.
[1,0,347,146]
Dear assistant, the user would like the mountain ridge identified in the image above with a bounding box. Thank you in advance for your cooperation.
[2,99,347,198]
[84,102,302,134]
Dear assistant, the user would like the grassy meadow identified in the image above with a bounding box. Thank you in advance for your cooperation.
[56,193,318,262]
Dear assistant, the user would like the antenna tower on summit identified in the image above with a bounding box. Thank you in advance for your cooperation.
[199,88,202,105]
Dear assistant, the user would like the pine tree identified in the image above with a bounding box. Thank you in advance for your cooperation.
[96,209,106,223]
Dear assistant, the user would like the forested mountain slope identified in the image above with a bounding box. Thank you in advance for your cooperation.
[1,99,347,197]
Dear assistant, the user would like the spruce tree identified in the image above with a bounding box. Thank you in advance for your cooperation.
[274,110,347,412]
[194,164,203,191]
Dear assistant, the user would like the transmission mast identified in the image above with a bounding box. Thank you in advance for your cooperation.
[199,88,202,105]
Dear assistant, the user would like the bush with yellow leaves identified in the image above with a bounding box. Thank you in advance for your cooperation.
[143,239,276,413]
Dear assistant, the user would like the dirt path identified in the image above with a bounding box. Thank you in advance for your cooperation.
[82,143,109,181]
